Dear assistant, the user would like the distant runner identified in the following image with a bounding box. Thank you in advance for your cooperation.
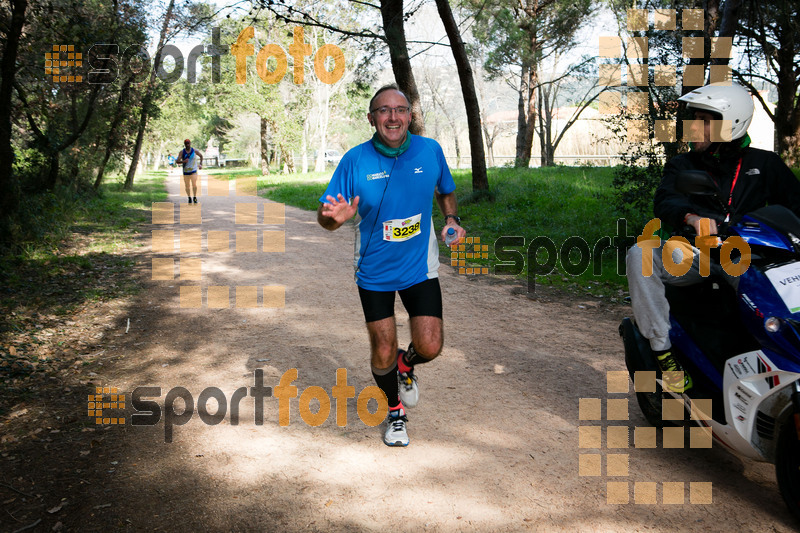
[176,139,203,204]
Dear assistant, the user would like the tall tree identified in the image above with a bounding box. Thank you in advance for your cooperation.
[471,0,593,168]
[14,81,101,189]
[10,0,148,191]
[534,56,601,166]
[735,1,800,160]
[0,0,151,250]
[94,76,137,189]
[262,0,426,135]
[123,0,175,190]
[0,0,28,245]
[380,1,425,135]
[435,0,487,189]
[258,0,494,190]
[202,18,296,174]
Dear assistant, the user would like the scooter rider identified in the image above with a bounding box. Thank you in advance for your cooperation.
[626,82,800,393]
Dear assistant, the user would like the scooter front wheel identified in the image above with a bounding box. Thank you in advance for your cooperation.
[776,418,800,523]
[621,319,679,428]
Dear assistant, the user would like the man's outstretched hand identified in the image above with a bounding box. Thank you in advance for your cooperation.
[319,194,360,230]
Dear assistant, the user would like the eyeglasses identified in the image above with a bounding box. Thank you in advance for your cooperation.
[370,106,410,116]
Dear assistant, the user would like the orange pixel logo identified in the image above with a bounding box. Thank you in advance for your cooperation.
[579,371,713,505]
[450,237,489,275]
[597,9,734,144]
[149,179,287,309]
[46,44,83,83]
[88,386,126,425]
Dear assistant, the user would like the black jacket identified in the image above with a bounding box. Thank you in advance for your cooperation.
[654,143,800,230]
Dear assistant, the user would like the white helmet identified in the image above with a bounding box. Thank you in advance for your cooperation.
[678,82,754,140]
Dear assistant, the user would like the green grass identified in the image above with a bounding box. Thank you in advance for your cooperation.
[0,172,168,321]
[206,167,332,211]
[76,171,168,248]
[450,166,627,296]
[205,167,263,179]
[221,165,629,297]
[262,182,329,211]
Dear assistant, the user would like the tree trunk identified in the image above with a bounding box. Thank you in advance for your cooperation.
[434,0,488,190]
[153,141,167,170]
[681,0,721,96]
[537,84,545,167]
[775,45,799,157]
[123,0,175,190]
[520,68,537,167]
[46,151,60,189]
[261,116,270,175]
[483,124,494,168]
[68,154,80,188]
[379,0,425,136]
[716,0,743,48]
[280,144,294,173]
[537,84,556,167]
[301,119,309,174]
[513,68,536,168]
[94,78,132,189]
[514,66,529,167]
[0,0,28,242]
[315,82,331,172]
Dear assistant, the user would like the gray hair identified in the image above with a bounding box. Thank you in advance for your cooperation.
[369,84,410,112]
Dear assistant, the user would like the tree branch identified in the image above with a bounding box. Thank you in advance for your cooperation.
[259,6,383,41]
[732,70,775,122]
[56,85,101,152]
[12,80,45,142]
[349,0,381,9]
[551,88,601,151]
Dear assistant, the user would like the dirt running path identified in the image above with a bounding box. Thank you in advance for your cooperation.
[25,170,799,531]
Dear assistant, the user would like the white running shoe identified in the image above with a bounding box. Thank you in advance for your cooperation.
[397,349,419,408]
[383,407,409,447]
[398,369,419,408]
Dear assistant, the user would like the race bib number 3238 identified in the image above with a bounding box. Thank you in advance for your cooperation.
[383,213,422,242]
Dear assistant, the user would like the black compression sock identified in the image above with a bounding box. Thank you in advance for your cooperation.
[372,362,400,409]
[403,343,433,367]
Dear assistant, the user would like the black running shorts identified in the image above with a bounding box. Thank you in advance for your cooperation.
[357,278,443,323]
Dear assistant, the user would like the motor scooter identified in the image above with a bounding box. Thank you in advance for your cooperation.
[621,170,800,521]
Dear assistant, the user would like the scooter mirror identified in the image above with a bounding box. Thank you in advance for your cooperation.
[676,170,721,199]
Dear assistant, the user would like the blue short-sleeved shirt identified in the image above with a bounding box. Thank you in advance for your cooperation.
[320,134,456,291]
[181,148,198,175]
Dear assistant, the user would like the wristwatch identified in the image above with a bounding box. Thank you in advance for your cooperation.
[444,214,461,225]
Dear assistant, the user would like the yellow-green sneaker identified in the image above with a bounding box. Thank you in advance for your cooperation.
[656,350,693,393]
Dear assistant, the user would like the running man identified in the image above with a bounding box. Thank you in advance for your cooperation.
[176,139,203,204]
[317,85,466,446]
